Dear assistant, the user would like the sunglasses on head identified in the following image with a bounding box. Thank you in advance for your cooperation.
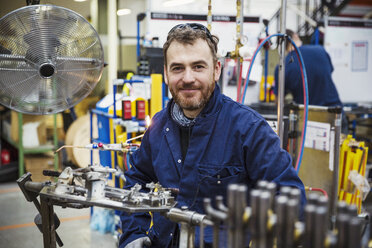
[168,23,214,43]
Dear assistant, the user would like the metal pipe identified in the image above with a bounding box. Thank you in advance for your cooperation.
[227,184,238,248]
[304,204,316,248]
[277,0,288,148]
[336,214,348,248]
[200,219,205,248]
[257,180,268,190]
[280,186,291,197]
[107,0,118,94]
[234,185,247,248]
[314,206,328,248]
[331,112,342,229]
[250,189,260,246]
[207,0,212,31]
[348,217,362,248]
[216,195,228,213]
[40,196,57,248]
[203,198,227,220]
[235,0,243,102]
[266,182,277,209]
[258,191,270,248]
[290,188,301,202]
[275,195,288,248]
[285,199,298,247]
[307,193,319,205]
[317,195,328,208]
[179,222,195,248]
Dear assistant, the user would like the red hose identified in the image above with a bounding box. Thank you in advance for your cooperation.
[305,186,328,198]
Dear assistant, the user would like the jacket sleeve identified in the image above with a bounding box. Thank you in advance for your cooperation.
[244,117,307,218]
[119,129,158,247]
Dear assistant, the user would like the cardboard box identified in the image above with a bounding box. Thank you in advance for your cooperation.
[24,155,58,182]
[11,111,47,146]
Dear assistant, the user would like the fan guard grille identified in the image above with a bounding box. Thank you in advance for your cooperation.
[0,5,104,115]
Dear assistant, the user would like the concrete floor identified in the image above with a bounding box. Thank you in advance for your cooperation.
[0,181,117,248]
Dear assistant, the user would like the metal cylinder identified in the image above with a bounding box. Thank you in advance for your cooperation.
[304,204,316,248]
[336,201,348,215]
[307,193,319,206]
[280,186,291,197]
[285,199,298,247]
[336,214,348,248]
[348,217,362,248]
[257,180,268,190]
[257,191,271,248]
[250,189,260,247]
[317,195,329,208]
[314,206,328,248]
[266,182,277,209]
[275,195,288,248]
[227,184,239,248]
[235,185,247,248]
[290,188,301,216]
[346,204,358,217]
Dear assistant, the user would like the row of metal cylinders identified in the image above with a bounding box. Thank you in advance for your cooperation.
[203,181,364,248]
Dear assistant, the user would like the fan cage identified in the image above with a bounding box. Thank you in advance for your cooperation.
[0,4,104,115]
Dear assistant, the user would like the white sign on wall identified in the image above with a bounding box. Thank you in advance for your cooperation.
[324,17,372,103]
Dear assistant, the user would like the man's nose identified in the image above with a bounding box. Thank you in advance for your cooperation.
[182,68,195,83]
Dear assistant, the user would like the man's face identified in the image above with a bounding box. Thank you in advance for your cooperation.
[164,38,221,118]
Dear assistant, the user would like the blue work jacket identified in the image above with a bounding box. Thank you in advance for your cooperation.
[119,84,306,248]
[274,45,342,107]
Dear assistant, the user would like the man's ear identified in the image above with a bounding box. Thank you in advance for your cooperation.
[163,65,169,85]
[214,60,222,81]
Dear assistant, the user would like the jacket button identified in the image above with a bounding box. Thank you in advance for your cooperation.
[177,159,181,163]
[166,128,169,132]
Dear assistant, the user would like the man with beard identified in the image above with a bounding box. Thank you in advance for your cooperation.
[119,23,306,248]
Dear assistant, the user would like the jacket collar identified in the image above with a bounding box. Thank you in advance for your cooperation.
[198,83,222,118]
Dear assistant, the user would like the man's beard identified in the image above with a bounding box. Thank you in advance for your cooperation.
[169,81,215,111]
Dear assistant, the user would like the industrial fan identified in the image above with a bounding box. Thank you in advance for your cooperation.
[0,4,104,115]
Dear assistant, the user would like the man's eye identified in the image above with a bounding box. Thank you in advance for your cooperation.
[171,67,182,71]
[194,65,205,70]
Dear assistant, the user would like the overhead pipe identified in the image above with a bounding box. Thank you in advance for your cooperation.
[207,0,212,31]
[107,0,118,94]
[235,0,244,103]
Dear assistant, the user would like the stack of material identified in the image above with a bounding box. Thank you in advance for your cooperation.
[338,135,369,213]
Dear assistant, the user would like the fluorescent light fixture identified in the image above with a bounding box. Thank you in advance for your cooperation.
[74,0,87,2]
[117,8,132,16]
[163,0,195,7]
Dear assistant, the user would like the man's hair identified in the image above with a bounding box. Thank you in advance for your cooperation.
[286,29,296,50]
[163,23,219,67]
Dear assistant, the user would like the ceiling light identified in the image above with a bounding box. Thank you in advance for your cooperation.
[74,0,87,2]
[117,8,132,16]
[163,0,195,7]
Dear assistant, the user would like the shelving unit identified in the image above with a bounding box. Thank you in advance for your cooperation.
[2,112,59,177]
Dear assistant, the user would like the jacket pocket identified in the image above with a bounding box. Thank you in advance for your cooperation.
[197,164,246,200]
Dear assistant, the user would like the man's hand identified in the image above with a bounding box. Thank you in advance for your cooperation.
[124,237,152,248]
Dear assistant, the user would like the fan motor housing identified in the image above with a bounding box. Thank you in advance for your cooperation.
[39,63,56,78]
